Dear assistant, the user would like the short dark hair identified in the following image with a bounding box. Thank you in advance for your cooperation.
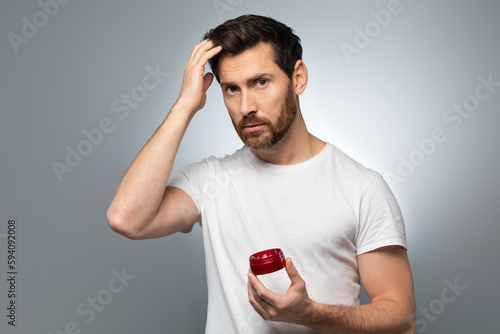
[203,14,303,83]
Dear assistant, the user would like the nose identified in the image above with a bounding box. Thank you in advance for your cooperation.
[240,89,257,116]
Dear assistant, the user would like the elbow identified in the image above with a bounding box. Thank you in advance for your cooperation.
[404,317,416,334]
[381,298,416,333]
[106,207,143,240]
[403,303,417,334]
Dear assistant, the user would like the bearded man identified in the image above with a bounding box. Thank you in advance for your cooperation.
[107,14,416,334]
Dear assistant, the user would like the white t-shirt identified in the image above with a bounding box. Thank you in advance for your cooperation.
[167,143,407,333]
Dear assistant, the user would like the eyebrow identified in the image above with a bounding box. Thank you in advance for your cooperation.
[220,73,274,88]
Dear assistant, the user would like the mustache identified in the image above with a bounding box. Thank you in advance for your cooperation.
[237,114,269,129]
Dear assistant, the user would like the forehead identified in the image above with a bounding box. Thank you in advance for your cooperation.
[219,42,284,84]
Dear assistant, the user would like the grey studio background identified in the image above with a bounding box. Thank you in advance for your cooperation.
[1,0,499,333]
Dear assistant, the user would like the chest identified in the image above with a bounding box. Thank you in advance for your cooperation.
[203,170,360,257]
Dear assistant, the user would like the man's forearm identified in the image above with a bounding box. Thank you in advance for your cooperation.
[301,299,416,334]
[107,40,222,238]
[107,105,192,235]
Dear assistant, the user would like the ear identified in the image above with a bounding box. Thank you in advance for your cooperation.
[292,60,308,95]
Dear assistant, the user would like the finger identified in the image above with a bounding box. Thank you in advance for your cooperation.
[198,45,222,65]
[190,41,221,66]
[247,274,273,319]
[248,272,276,307]
[247,275,266,311]
[248,271,279,307]
[188,39,211,62]
[248,271,270,299]
[285,257,302,285]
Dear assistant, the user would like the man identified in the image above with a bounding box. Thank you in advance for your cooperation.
[107,15,416,333]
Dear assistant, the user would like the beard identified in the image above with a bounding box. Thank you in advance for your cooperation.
[233,84,297,150]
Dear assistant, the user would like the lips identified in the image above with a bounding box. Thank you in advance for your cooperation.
[243,123,265,132]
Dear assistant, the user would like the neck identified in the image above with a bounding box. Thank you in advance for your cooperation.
[250,109,325,165]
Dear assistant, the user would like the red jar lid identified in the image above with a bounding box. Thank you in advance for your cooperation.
[249,248,286,275]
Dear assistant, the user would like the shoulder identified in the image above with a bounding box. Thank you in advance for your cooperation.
[326,143,378,181]
[321,143,398,204]
[176,146,248,176]
[200,146,247,168]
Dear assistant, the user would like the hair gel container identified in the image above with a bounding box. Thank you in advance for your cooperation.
[249,248,291,295]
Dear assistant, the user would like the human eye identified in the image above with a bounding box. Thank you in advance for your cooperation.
[256,79,268,87]
[224,86,238,96]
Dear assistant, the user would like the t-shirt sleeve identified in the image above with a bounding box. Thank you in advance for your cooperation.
[356,173,407,255]
[166,162,207,225]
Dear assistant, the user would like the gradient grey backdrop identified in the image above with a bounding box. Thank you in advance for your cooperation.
[1,0,499,333]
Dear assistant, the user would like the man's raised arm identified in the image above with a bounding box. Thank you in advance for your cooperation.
[106,40,222,240]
